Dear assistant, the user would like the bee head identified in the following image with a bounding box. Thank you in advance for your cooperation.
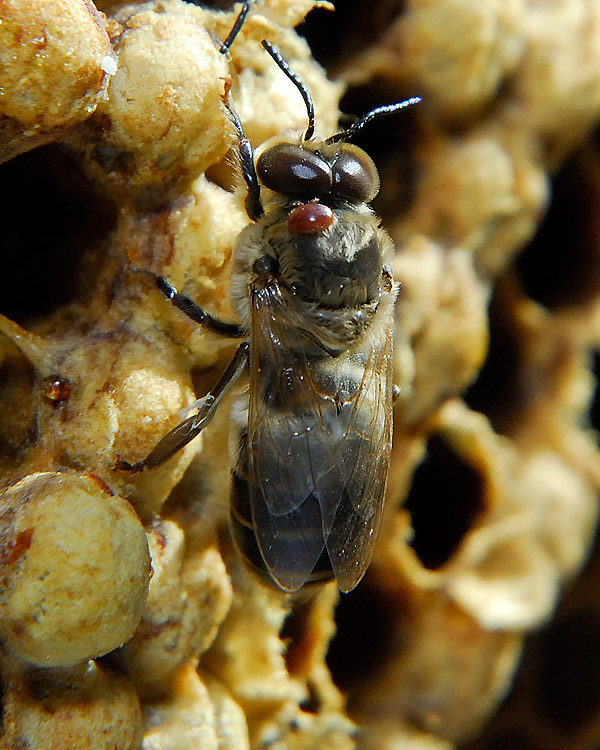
[255,139,380,206]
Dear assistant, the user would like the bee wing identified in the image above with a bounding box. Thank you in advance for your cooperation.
[248,279,393,592]
[320,339,393,592]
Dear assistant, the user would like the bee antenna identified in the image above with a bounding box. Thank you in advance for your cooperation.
[261,40,315,141]
[326,96,422,145]
[219,0,253,55]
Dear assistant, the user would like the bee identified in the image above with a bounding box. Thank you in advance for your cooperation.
[120,3,420,593]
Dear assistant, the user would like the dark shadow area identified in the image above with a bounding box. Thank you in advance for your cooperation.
[515,144,600,311]
[300,0,406,69]
[463,281,525,435]
[0,145,117,325]
[403,433,485,570]
[538,608,600,732]
[326,578,399,691]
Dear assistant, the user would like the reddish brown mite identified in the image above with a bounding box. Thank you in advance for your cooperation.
[288,203,334,234]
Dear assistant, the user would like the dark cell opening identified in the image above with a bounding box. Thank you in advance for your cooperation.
[403,433,485,570]
[326,578,398,691]
[0,145,117,325]
[538,609,600,732]
[300,0,407,69]
[457,521,600,750]
[515,144,600,311]
[463,281,525,436]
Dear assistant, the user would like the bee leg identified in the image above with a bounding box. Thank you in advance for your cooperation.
[149,273,246,338]
[117,340,250,473]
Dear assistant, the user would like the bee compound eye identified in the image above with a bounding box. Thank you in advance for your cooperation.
[332,144,380,203]
[256,143,332,198]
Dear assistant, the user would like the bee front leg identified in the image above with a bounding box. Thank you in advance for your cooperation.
[118,340,249,473]
[151,274,245,338]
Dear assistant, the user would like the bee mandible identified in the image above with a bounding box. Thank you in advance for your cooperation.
[120,2,420,593]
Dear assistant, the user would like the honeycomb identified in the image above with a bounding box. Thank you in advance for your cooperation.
[1,0,600,748]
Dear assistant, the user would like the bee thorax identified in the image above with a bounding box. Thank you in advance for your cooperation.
[278,219,385,309]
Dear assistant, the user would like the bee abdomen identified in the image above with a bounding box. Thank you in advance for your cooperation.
[229,470,335,591]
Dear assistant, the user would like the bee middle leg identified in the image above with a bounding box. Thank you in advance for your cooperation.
[117,340,249,473]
